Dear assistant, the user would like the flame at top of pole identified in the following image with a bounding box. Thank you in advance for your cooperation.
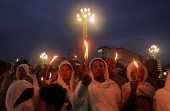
[84,41,88,60]
[75,55,77,59]
[115,52,118,61]
[50,56,58,65]
[133,59,139,68]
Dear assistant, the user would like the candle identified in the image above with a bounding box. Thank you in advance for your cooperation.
[133,59,139,80]
[16,59,19,62]
[45,56,58,80]
[49,72,52,79]
[75,55,77,74]
[114,52,118,69]
[84,41,88,71]
[41,77,44,81]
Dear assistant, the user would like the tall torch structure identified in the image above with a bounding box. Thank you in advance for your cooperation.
[77,8,95,42]
[149,45,159,59]
[40,52,47,68]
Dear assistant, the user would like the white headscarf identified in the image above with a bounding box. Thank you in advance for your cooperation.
[5,80,33,111]
[71,58,121,111]
[57,60,75,99]
[8,62,15,74]
[154,69,170,111]
[122,61,155,108]
[25,74,39,88]
[16,64,30,81]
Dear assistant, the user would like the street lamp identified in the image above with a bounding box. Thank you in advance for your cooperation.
[77,8,95,42]
[149,45,159,59]
[40,52,47,68]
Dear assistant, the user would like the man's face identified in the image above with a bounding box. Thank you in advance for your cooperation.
[91,60,105,80]
[77,66,86,81]
[146,62,158,77]
[18,67,26,80]
[106,59,114,71]
[37,97,48,111]
[59,64,72,81]
[131,67,145,82]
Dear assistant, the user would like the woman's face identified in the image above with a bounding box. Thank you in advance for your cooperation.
[59,64,72,81]
[91,60,105,80]
[18,67,26,80]
[134,98,153,111]
[131,67,145,82]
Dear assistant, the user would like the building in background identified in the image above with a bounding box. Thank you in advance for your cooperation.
[68,47,84,63]
[142,55,162,78]
[97,46,141,68]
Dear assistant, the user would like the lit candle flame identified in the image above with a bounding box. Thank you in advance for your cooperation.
[16,59,19,62]
[50,56,58,65]
[75,55,77,59]
[134,59,139,68]
[41,77,43,81]
[84,41,88,60]
[115,52,118,61]
[49,73,51,78]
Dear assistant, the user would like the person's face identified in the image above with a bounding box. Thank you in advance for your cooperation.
[18,67,26,80]
[131,67,145,82]
[146,62,158,76]
[7,63,11,70]
[91,60,105,80]
[59,64,72,81]
[77,66,86,81]
[36,67,41,74]
[106,59,114,71]
[37,97,49,111]
[117,71,124,77]
[134,98,153,111]
[23,76,33,85]
[53,70,58,81]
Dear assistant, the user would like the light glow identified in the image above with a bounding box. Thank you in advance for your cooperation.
[90,17,94,22]
[115,52,118,61]
[40,52,47,59]
[78,18,81,21]
[77,14,79,17]
[84,41,88,60]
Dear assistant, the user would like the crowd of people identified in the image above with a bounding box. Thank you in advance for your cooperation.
[0,58,168,111]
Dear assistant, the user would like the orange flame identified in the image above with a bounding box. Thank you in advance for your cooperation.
[16,59,19,62]
[75,55,77,59]
[49,73,52,78]
[84,41,88,60]
[41,77,43,81]
[50,56,58,65]
[115,52,118,61]
[134,59,138,68]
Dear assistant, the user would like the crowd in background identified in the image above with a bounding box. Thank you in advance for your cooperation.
[0,58,168,111]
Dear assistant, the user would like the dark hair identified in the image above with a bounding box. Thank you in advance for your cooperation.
[91,59,106,69]
[21,59,28,64]
[0,60,7,69]
[39,84,67,111]
[35,65,42,70]
[61,64,72,70]
[146,59,157,67]
[131,95,153,111]
[15,88,34,107]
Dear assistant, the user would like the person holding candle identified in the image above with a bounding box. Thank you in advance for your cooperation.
[54,60,78,111]
[106,59,127,88]
[76,65,86,81]
[121,61,155,111]
[46,69,58,85]
[71,58,121,111]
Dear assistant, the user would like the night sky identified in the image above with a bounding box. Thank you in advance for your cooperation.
[1,0,170,66]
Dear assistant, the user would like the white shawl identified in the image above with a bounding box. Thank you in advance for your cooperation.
[16,64,30,80]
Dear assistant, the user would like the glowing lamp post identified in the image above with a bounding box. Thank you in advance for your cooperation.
[40,52,47,68]
[77,8,95,42]
[149,45,159,59]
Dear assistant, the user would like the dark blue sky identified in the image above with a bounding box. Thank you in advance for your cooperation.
[0,0,170,66]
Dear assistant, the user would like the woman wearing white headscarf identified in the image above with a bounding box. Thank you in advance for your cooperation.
[16,64,30,81]
[5,80,34,111]
[70,58,121,111]
[154,69,170,111]
[121,61,155,110]
[23,74,39,109]
[54,60,78,111]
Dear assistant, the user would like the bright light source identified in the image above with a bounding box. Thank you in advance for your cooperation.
[92,14,95,17]
[90,17,94,22]
[84,14,87,18]
[84,8,87,12]
[88,8,90,11]
[81,8,83,12]
[78,18,81,21]
[77,14,79,17]
[88,13,91,15]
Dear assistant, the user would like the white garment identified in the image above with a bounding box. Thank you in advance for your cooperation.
[5,80,33,111]
[13,99,34,111]
[154,69,170,111]
[26,74,39,88]
[8,62,15,74]
[71,58,121,111]
[16,64,30,80]
[121,61,155,108]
